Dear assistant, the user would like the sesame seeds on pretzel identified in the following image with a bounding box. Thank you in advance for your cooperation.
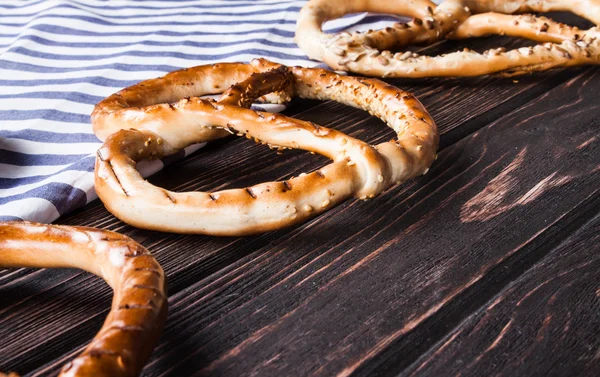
[0,221,167,377]
[92,59,437,236]
[92,60,293,150]
[295,0,600,77]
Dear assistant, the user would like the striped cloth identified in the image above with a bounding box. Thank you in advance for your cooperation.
[0,0,424,223]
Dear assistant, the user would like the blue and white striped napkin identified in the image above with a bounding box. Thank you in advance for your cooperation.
[0,0,419,223]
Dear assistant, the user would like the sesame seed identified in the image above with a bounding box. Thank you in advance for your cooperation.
[377,56,389,66]
[322,199,330,208]
[303,204,314,212]
[377,174,384,182]
[332,47,346,56]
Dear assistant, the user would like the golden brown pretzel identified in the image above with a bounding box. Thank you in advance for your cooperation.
[92,59,437,235]
[295,0,600,77]
[0,221,167,377]
[92,61,292,147]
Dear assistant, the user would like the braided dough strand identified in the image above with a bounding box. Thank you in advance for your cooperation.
[296,0,470,59]
[460,0,600,24]
[94,59,436,235]
[92,61,291,149]
[0,221,167,377]
[296,0,600,77]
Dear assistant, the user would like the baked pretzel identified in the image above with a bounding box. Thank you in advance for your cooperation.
[0,221,167,377]
[93,59,437,235]
[295,0,600,77]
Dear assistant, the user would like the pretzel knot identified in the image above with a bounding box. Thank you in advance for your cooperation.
[92,59,437,236]
[0,221,167,377]
[296,0,600,77]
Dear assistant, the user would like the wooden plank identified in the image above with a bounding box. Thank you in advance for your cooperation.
[402,212,600,377]
[8,65,596,377]
[352,191,600,377]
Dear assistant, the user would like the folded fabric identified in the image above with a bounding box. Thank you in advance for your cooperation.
[0,0,419,223]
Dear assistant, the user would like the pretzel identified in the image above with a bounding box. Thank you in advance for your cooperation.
[0,221,167,377]
[93,59,437,235]
[295,0,600,77]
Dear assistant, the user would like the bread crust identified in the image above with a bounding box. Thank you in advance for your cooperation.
[0,221,167,377]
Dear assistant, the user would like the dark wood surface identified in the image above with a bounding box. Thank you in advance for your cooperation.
[2,17,600,377]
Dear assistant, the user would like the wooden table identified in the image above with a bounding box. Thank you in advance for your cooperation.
[2,16,599,377]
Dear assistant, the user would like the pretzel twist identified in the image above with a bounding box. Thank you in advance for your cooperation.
[295,0,600,77]
[92,59,437,235]
[0,222,167,377]
[91,62,292,147]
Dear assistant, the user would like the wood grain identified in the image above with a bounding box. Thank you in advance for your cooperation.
[1,19,599,376]
[403,212,600,377]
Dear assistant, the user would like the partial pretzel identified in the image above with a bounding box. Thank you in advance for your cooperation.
[92,61,292,148]
[295,0,600,77]
[0,221,167,377]
[93,59,437,236]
